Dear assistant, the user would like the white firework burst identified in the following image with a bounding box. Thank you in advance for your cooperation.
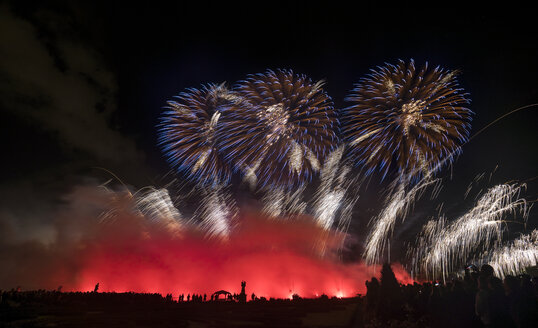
[479,229,538,279]
[364,175,441,265]
[412,183,530,281]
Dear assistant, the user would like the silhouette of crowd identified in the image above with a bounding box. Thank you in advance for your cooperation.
[0,281,249,307]
[2,270,538,327]
[0,281,356,327]
[363,263,538,328]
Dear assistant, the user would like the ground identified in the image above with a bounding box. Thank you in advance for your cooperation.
[1,296,361,328]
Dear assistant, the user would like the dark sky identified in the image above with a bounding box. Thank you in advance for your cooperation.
[1,1,537,258]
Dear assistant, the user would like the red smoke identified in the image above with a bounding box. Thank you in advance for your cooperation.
[0,185,413,298]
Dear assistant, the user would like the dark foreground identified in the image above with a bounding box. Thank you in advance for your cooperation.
[1,292,359,328]
[2,264,538,328]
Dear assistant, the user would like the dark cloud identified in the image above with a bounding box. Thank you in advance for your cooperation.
[0,4,144,170]
[0,3,149,242]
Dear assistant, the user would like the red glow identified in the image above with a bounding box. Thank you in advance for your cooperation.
[73,214,359,298]
[1,186,413,298]
[71,213,412,298]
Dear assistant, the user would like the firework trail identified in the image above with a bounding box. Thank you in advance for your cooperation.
[309,146,358,254]
[342,59,472,181]
[313,190,345,230]
[217,69,338,189]
[158,84,237,185]
[411,183,530,281]
[262,188,287,218]
[262,185,306,218]
[478,230,538,278]
[134,187,185,234]
[363,174,441,265]
[194,184,238,239]
[98,180,236,240]
[97,184,185,230]
[312,146,357,231]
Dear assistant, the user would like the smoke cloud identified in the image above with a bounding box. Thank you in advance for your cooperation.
[0,183,412,298]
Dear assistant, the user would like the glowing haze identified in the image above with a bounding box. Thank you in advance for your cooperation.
[0,184,412,298]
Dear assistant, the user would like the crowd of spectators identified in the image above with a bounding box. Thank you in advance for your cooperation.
[363,263,538,327]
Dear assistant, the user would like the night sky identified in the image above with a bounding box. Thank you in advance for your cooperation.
[1,2,537,264]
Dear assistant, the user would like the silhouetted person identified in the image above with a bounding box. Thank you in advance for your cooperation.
[187,294,190,302]
[365,277,380,314]
[239,281,247,303]
[480,264,494,279]
[488,276,515,327]
[93,283,99,293]
[504,275,519,322]
[428,281,445,327]
[517,275,538,328]
[378,263,403,320]
[449,279,476,327]
[476,276,493,327]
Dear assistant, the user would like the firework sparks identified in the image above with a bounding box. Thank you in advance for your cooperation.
[134,188,185,234]
[99,181,237,240]
[195,185,238,239]
[262,185,306,218]
[412,183,530,281]
[363,175,441,265]
[97,185,185,237]
[217,69,338,188]
[480,230,538,278]
[314,191,345,230]
[312,146,357,233]
[342,59,472,180]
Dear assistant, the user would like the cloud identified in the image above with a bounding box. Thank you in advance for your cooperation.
[0,3,144,169]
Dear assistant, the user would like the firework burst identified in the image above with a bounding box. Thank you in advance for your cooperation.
[342,59,472,180]
[217,69,338,189]
[158,84,236,185]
